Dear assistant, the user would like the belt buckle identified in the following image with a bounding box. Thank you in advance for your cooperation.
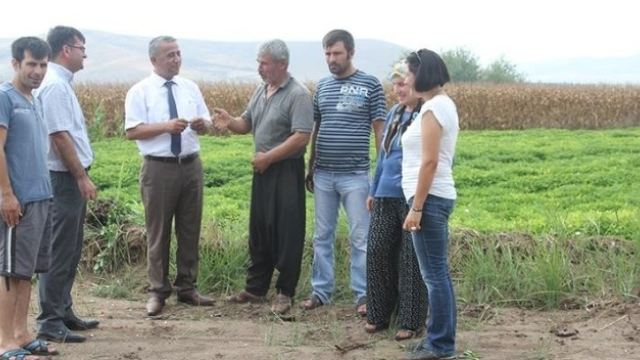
[177,156,185,165]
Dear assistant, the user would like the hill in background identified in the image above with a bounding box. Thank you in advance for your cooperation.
[0,30,406,84]
[0,30,638,84]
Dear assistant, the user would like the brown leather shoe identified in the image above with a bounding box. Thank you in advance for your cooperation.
[226,290,267,304]
[177,290,215,306]
[146,296,165,316]
[270,294,292,315]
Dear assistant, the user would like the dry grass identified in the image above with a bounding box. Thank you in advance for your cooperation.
[74,81,640,137]
[448,83,640,129]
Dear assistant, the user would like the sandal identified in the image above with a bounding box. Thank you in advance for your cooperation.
[364,322,389,334]
[356,296,367,316]
[226,290,267,304]
[394,327,425,341]
[0,348,35,360]
[300,295,324,310]
[22,338,59,356]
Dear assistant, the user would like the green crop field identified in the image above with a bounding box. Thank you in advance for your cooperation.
[91,129,640,238]
[86,129,640,308]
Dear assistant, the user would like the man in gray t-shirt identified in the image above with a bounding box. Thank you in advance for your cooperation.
[214,39,313,315]
[0,36,58,359]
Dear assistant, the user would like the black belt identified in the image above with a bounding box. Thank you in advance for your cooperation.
[145,153,198,165]
[50,166,91,174]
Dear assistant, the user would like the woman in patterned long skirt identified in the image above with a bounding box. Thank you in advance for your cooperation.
[364,61,428,341]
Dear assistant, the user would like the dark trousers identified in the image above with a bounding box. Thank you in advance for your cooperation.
[245,158,305,298]
[366,197,428,331]
[37,171,87,333]
[141,157,203,298]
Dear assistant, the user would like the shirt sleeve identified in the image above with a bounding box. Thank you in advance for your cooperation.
[369,108,395,196]
[313,82,321,123]
[0,92,11,129]
[190,82,211,121]
[369,80,387,122]
[290,89,313,133]
[430,97,456,132]
[124,84,148,130]
[39,83,74,134]
[240,86,263,128]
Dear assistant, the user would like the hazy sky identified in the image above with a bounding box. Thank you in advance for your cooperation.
[1,0,637,65]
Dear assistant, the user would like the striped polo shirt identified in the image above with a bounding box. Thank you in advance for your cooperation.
[313,70,386,173]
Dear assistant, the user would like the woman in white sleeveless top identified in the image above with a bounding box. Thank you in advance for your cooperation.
[400,49,460,360]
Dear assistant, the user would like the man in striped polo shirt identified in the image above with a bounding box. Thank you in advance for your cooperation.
[302,29,387,315]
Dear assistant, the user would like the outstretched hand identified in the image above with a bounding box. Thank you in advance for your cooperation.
[212,108,231,130]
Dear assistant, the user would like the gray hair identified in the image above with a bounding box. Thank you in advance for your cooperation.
[258,39,289,65]
[149,35,176,57]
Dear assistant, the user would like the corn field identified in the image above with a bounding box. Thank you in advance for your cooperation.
[74,81,640,137]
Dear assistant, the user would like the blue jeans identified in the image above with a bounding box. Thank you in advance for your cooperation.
[409,194,456,356]
[311,170,370,303]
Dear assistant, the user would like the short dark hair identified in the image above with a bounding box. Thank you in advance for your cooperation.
[11,36,51,63]
[322,29,354,52]
[47,25,85,57]
[406,49,450,92]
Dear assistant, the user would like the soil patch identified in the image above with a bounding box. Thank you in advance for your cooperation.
[28,291,640,360]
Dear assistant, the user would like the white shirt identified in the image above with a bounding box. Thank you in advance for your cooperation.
[35,62,94,171]
[124,72,211,157]
[401,95,459,201]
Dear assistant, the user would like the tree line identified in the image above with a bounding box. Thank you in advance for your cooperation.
[440,47,526,83]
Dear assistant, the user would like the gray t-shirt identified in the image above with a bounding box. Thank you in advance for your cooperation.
[0,82,52,204]
[241,75,313,159]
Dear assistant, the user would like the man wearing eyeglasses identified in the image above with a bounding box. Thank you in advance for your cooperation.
[35,25,98,344]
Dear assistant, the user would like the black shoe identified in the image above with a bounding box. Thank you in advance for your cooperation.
[38,329,86,343]
[63,316,100,330]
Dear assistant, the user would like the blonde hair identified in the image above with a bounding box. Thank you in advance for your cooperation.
[388,60,408,80]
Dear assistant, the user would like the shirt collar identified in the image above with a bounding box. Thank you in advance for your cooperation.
[262,73,292,91]
[150,72,177,88]
[48,62,74,83]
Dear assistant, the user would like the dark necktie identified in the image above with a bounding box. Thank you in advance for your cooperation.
[164,81,181,157]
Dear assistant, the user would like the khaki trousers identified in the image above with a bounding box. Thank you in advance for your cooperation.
[140,156,203,298]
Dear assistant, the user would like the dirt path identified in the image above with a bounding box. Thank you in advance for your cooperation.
[28,292,640,360]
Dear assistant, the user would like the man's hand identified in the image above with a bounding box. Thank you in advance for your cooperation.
[166,119,189,134]
[189,117,209,134]
[78,176,98,200]
[252,152,272,173]
[305,172,314,193]
[1,192,21,227]
[212,108,231,130]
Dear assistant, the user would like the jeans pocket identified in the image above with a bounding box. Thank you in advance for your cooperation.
[422,195,454,226]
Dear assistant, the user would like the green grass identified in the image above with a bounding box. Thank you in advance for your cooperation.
[86,128,640,307]
[454,129,640,237]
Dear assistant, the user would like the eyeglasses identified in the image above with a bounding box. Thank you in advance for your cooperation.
[66,44,86,53]
[412,49,423,65]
